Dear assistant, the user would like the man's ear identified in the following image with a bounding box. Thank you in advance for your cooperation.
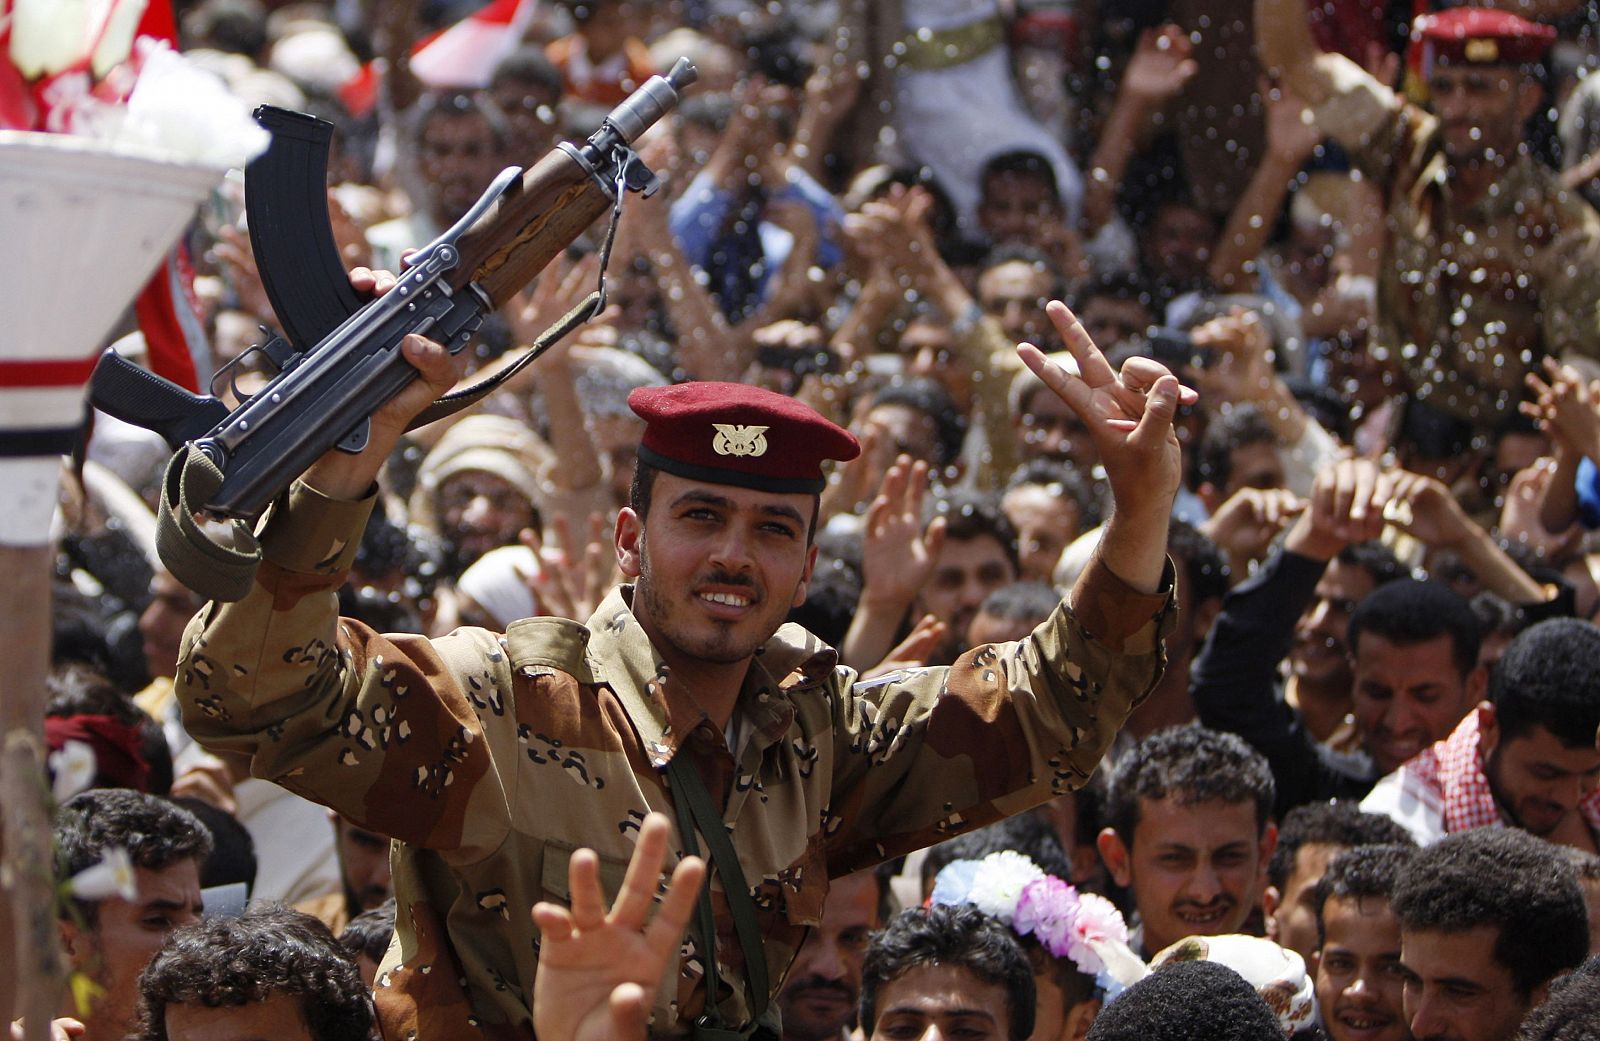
[1257,821,1280,888]
[1467,663,1489,706]
[616,507,643,579]
[1069,843,1102,888]
[789,543,820,610]
[1263,885,1284,942]
[1192,596,1224,647]
[1097,827,1134,888]
[1064,996,1101,1041]
[1516,80,1544,126]
[58,916,86,965]
[1478,701,1500,758]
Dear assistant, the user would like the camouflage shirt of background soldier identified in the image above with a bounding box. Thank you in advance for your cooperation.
[173,479,1173,1040]
[1301,25,1600,431]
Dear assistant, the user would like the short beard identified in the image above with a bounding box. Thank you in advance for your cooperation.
[635,538,763,665]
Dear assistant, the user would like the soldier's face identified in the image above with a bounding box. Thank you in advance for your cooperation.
[1429,65,1537,164]
[618,473,817,665]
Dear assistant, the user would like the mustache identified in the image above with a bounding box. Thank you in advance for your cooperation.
[785,977,856,1001]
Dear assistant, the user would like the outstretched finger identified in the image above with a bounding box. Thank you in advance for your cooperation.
[923,514,948,560]
[644,854,706,960]
[902,458,931,521]
[1018,343,1093,421]
[610,813,673,929]
[866,457,909,535]
[531,901,575,943]
[1044,300,1118,388]
[1346,458,1380,535]
[566,849,607,931]
[1527,369,1555,399]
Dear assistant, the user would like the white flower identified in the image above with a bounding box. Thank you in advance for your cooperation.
[70,847,137,902]
[49,740,98,803]
[967,851,1046,924]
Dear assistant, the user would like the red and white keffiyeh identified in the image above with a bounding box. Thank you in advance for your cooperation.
[1402,711,1600,835]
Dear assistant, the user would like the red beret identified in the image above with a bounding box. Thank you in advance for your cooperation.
[629,382,860,494]
[1415,8,1555,68]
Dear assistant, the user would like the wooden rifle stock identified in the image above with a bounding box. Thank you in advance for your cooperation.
[451,150,613,308]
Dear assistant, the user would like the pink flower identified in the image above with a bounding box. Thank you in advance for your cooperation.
[1013,877,1080,959]
[1065,892,1129,977]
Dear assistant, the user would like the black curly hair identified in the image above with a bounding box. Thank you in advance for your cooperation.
[1392,828,1587,997]
[1311,843,1416,950]
[1087,959,1282,1041]
[861,905,1036,1041]
[339,899,396,966]
[1268,801,1416,893]
[1347,578,1481,678]
[54,789,212,927]
[1516,955,1600,1041]
[1106,726,1276,841]
[134,906,375,1041]
[1490,618,1600,749]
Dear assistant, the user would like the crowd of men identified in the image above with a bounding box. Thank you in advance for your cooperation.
[27,0,1600,1038]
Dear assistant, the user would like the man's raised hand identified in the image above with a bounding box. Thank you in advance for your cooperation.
[1020,302,1193,514]
[861,456,947,609]
[1019,301,1195,593]
[531,813,705,1041]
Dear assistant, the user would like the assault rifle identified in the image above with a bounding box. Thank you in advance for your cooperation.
[89,59,696,601]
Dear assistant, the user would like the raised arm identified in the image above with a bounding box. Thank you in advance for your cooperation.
[1383,469,1549,604]
[790,50,863,182]
[614,181,752,381]
[1209,80,1323,290]
[1256,0,1335,105]
[1022,303,1195,594]
[840,456,947,671]
[1083,25,1198,235]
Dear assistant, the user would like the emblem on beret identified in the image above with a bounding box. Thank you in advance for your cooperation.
[712,424,769,457]
[1465,38,1498,62]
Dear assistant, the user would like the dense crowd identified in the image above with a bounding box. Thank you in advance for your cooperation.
[25,0,1600,1039]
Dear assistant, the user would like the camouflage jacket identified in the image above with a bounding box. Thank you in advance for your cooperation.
[176,481,1174,1040]
[1312,57,1600,429]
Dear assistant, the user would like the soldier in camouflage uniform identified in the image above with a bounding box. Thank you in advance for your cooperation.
[173,295,1191,1039]
[1259,3,1600,434]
